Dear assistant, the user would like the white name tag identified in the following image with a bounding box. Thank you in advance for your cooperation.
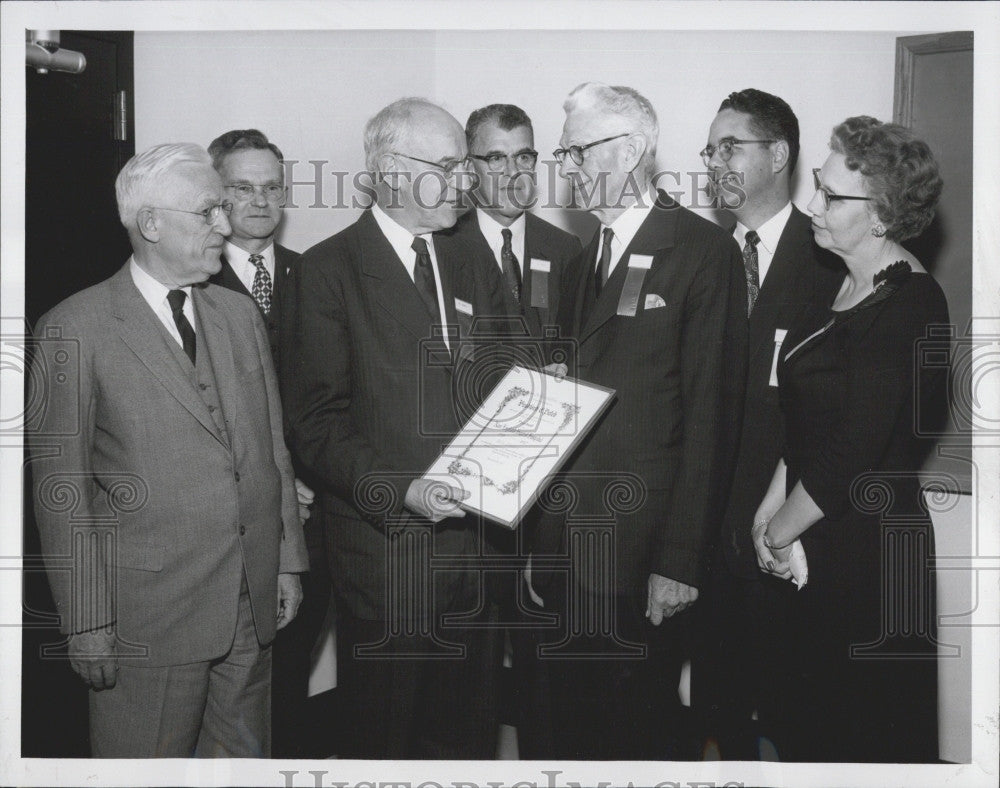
[454,298,473,316]
[769,328,788,387]
[530,258,551,272]
[628,254,654,270]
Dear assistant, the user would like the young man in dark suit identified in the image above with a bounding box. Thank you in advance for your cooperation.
[281,98,507,758]
[206,128,328,758]
[525,82,747,760]
[690,88,843,760]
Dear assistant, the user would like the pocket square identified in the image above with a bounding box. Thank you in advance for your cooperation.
[644,294,666,310]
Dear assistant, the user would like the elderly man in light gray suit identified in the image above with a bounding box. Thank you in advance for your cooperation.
[28,143,308,757]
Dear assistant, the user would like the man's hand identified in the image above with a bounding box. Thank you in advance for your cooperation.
[294,478,315,522]
[404,478,469,522]
[646,573,699,625]
[276,572,303,630]
[68,629,118,690]
[542,362,568,380]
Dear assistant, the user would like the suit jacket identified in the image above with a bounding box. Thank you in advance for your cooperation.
[445,210,582,339]
[719,206,844,578]
[280,209,506,620]
[208,242,299,372]
[532,191,747,596]
[28,263,308,667]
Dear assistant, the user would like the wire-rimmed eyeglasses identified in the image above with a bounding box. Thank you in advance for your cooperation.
[150,202,233,224]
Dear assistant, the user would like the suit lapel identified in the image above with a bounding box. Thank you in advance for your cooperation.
[218,254,252,298]
[193,286,237,445]
[108,265,229,447]
[579,192,678,343]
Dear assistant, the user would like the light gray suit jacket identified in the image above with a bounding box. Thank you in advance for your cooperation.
[28,262,307,667]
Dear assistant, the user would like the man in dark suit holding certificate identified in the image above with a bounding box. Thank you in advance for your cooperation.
[526,82,747,759]
[281,98,506,758]
[690,88,843,760]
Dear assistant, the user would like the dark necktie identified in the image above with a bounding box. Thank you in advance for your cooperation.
[595,227,614,297]
[166,289,196,363]
[410,236,441,324]
[743,229,761,316]
[249,253,272,315]
[500,227,522,304]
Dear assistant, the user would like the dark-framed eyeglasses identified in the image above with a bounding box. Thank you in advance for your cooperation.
[226,182,286,203]
[150,201,233,224]
[470,150,539,172]
[699,137,777,166]
[392,151,470,178]
[553,133,630,166]
[812,168,873,210]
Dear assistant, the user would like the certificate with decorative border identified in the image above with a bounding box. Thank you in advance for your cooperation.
[423,365,615,529]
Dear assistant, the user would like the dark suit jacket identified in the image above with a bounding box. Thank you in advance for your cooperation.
[28,263,308,666]
[445,210,582,339]
[281,209,506,620]
[209,242,299,372]
[719,206,844,578]
[532,191,747,596]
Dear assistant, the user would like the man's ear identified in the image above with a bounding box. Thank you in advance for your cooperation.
[378,153,402,192]
[136,208,159,243]
[772,140,790,175]
[623,133,648,175]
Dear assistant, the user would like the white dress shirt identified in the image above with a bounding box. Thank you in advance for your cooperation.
[371,203,451,349]
[476,208,526,276]
[224,241,275,294]
[599,191,657,278]
[130,257,194,349]
[734,201,793,287]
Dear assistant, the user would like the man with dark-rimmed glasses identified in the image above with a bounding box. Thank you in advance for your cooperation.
[692,88,843,761]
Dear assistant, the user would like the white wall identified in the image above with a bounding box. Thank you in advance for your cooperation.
[135,29,899,252]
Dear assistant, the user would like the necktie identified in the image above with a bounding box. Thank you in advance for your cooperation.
[411,236,441,324]
[166,289,196,363]
[249,253,272,315]
[595,227,614,297]
[500,228,522,304]
[743,229,761,316]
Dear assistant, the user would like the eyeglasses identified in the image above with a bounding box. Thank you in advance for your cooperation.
[469,150,539,172]
[226,182,286,202]
[392,152,470,177]
[553,133,630,166]
[812,169,872,210]
[150,202,233,224]
[699,137,777,166]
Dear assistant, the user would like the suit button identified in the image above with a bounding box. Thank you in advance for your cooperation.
[198,383,208,390]
[234,472,241,482]
[239,525,246,536]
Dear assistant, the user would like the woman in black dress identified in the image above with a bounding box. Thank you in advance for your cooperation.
[751,116,949,762]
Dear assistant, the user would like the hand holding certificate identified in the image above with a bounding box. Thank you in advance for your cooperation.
[423,365,615,529]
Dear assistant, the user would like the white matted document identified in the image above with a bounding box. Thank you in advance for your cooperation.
[424,365,615,529]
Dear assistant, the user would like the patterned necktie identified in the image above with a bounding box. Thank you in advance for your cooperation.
[410,236,441,324]
[595,227,615,297]
[500,228,522,304]
[249,253,272,316]
[743,229,761,316]
[166,289,196,363]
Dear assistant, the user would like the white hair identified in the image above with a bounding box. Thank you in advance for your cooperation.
[115,143,212,227]
[363,97,444,173]
[564,82,659,177]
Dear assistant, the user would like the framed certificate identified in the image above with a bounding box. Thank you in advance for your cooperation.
[423,365,615,529]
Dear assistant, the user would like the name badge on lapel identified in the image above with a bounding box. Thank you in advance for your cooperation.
[617,254,654,317]
[769,328,788,387]
[454,298,473,316]
[529,258,551,309]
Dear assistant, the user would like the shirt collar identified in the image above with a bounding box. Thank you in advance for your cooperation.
[603,190,657,254]
[129,256,191,303]
[371,202,431,266]
[476,208,525,244]
[225,240,274,270]
[735,201,793,256]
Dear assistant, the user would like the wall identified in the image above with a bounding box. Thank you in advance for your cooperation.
[135,29,900,252]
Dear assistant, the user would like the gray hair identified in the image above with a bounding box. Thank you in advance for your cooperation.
[563,82,659,177]
[115,143,212,227]
[363,97,442,174]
